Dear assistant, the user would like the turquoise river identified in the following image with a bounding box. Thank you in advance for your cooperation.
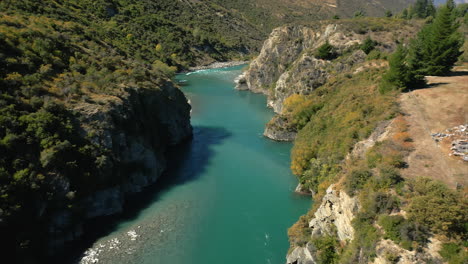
[77,65,311,264]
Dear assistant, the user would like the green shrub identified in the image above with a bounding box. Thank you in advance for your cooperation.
[315,41,337,60]
[407,178,467,237]
[439,243,467,264]
[344,169,372,195]
[311,235,339,264]
[374,166,403,189]
[378,215,405,242]
[366,49,382,60]
[360,37,377,54]
[346,216,380,262]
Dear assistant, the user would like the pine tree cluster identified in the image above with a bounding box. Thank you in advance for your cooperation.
[380,0,464,93]
[401,0,437,19]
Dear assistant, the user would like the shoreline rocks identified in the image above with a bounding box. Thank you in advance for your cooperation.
[263,116,297,142]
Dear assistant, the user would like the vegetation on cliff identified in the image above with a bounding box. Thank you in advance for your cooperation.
[286,1,466,263]
[0,0,263,68]
[0,2,192,260]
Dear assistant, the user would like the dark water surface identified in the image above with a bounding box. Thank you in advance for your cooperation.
[79,66,310,264]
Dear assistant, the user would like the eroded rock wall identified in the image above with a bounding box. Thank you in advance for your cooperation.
[47,81,192,251]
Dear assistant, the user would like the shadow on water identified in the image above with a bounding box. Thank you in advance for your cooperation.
[53,126,231,264]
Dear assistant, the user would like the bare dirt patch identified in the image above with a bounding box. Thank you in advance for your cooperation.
[399,67,468,188]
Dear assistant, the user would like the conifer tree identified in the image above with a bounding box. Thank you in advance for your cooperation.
[420,1,464,75]
[412,0,436,18]
[407,27,431,87]
[380,45,410,93]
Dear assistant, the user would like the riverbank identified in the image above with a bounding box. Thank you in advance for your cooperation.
[187,61,249,72]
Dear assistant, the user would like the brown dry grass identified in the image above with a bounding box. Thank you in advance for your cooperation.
[399,66,468,189]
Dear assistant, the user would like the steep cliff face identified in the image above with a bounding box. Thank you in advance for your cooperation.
[239,24,363,111]
[287,185,359,264]
[47,82,192,251]
[239,22,408,114]
[308,185,358,241]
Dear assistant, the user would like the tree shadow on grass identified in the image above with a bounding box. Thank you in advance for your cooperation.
[426,82,449,88]
[52,126,231,263]
[447,70,468,77]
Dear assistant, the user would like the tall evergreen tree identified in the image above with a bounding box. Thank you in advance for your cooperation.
[407,35,428,87]
[421,1,464,75]
[412,0,436,18]
[380,45,411,93]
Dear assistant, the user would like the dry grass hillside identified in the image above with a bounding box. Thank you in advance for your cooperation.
[400,66,468,188]
[211,0,414,33]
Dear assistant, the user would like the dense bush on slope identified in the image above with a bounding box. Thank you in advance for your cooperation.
[289,113,467,263]
[1,0,264,68]
[285,3,466,262]
[289,68,398,193]
[0,12,192,260]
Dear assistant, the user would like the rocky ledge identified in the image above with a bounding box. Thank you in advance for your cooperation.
[264,115,297,141]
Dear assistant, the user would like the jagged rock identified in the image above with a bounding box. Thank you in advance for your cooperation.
[84,188,124,218]
[245,25,318,94]
[268,55,330,113]
[241,22,407,116]
[309,185,359,241]
[287,185,358,263]
[235,72,248,90]
[350,120,391,159]
[294,183,314,196]
[287,244,317,264]
[372,238,444,264]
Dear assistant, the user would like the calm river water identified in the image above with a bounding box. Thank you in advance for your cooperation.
[78,65,310,264]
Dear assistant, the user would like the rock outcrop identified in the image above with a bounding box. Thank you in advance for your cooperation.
[287,245,317,264]
[264,116,298,141]
[237,21,409,141]
[287,185,359,264]
[372,238,444,264]
[242,24,371,113]
[47,81,192,251]
[308,185,359,241]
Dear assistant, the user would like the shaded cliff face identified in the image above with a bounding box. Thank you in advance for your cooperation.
[47,81,192,251]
